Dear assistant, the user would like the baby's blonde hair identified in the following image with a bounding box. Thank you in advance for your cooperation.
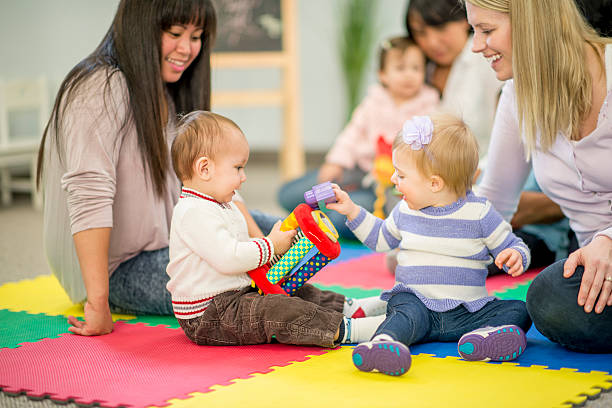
[171,111,243,182]
[393,113,479,196]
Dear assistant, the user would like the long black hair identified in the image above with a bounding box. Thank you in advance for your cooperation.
[575,0,612,36]
[37,0,217,196]
[405,0,467,39]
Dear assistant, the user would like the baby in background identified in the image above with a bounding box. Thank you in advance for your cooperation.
[278,36,439,238]
[327,114,532,376]
[166,111,386,348]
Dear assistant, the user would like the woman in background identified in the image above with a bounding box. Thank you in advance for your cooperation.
[405,0,502,161]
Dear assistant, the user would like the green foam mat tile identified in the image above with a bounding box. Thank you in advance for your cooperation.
[494,281,531,301]
[312,283,382,298]
[0,309,70,349]
[117,314,180,329]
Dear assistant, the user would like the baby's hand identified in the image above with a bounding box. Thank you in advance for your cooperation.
[267,221,296,256]
[495,248,524,277]
[325,184,360,220]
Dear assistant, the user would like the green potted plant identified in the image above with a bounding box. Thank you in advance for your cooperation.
[337,0,379,121]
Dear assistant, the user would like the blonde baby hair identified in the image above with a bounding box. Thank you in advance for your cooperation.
[393,113,479,197]
[171,110,244,182]
[463,0,612,157]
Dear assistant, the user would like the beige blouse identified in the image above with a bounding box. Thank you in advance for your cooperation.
[42,69,180,302]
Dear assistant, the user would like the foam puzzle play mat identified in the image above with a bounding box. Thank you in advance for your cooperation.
[1,241,611,408]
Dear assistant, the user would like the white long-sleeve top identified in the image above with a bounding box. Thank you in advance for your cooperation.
[166,188,274,319]
[477,44,612,247]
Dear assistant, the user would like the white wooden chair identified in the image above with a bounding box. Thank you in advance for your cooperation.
[0,77,49,209]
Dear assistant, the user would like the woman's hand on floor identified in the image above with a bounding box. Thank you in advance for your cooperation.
[67,300,114,336]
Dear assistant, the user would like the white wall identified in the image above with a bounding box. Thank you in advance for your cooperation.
[0,0,407,152]
[0,0,119,96]
[298,0,408,152]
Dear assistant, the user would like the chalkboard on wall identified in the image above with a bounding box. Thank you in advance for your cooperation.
[212,0,283,53]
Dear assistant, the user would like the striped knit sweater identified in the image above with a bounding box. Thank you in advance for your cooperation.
[347,191,530,312]
[166,188,274,319]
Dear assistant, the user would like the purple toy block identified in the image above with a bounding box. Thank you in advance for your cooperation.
[304,181,336,209]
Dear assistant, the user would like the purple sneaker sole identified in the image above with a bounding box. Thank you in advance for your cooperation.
[458,325,526,362]
[352,340,411,376]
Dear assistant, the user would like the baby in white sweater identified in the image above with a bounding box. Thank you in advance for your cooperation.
[166,111,385,347]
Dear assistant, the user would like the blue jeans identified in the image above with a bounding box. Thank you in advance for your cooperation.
[249,209,280,235]
[108,210,282,315]
[277,169,376,239]
[376,292,531,346]
[526,259,612,353]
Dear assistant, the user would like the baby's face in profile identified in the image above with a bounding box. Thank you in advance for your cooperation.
[208,129,250,203]
[390,148,434,210]
[379,46,426,103]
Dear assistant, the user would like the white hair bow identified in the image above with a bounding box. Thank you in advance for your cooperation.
[401,116,433,150]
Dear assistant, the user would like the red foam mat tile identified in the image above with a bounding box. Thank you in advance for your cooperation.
[312,252,541,294]
[0,321,329,407]
[312,253,395,289]
[485,268,542,293]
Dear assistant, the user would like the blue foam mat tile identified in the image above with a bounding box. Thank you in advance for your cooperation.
[332,240,372,263]
[395,326,612,374]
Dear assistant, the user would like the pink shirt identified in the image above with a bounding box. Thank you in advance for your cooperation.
[42,69,180,302]
[477,44,612,247]
[325,83,439,173]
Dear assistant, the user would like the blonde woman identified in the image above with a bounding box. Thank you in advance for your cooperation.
[405,0,568,277]
[465,0,612,352]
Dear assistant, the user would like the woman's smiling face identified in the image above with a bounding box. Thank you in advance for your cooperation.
[466,2,513,81]
[160,23,203,83]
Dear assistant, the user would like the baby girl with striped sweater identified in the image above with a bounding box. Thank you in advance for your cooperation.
[327,114,532,376]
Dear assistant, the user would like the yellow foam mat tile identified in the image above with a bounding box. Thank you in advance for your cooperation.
[164,347,612,408]
[0,275,133,321]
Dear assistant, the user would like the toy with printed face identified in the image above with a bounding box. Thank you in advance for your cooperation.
[248,183,341,296]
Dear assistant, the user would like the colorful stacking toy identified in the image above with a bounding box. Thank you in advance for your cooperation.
[372,135,394,219]
[248,182,341,296]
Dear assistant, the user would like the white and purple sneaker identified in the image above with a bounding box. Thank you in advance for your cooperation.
[458,325,526,362]
[352,338,411,376]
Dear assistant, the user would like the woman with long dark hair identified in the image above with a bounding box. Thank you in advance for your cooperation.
[37,0,217,336]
